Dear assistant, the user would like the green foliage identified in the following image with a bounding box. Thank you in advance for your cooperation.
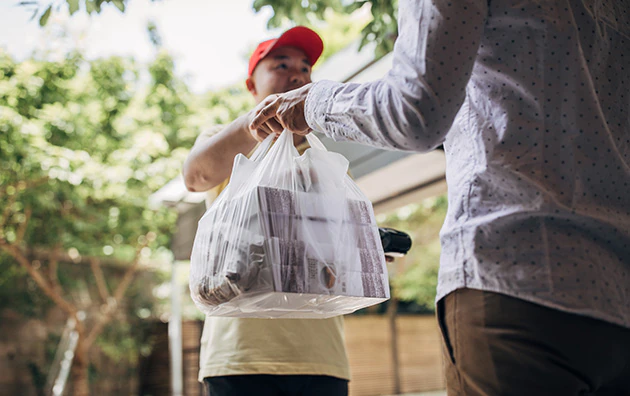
[314,11,370,65]
[0,47,202,371]
[378,195,448,312]
[0,256,53,317]
[252,0,342,26]
[20,0,154,26]
[0,35,264,382]
[23,1,396,58]
[0,50,183,258]
[252,0,398,57]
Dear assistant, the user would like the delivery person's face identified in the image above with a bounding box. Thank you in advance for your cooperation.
[247,46,312,104]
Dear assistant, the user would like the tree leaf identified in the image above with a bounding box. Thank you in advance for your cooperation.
[343,1,365,13]
[252,0,264,12]
[39,5,52,26]
[250,0,398,59]
[67,0,79,14]
[112,0,125,12]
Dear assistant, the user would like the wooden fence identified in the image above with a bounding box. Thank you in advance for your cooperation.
[345,315,445,396]
[158,315,446,396]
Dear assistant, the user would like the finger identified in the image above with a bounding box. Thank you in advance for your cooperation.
[292,125,312,136]
[279,117,311,135]
[256,130,270,142]
[275,106,309,135]
[251,123,273,142]
[251,106,277,130]
[265,117,284,133]
[253,94,278,117]
[254,94,280,119]
[250,101,280,131]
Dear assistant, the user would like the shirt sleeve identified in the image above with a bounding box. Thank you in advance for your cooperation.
[305,0,488,152]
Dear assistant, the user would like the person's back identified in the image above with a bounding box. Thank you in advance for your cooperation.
[438,0,629,326]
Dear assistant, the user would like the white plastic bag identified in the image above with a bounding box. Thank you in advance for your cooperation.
[189,130,390,318]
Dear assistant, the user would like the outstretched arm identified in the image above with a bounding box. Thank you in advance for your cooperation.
[183,113,257,192]
[184,94,296,192]
[251,0,487,152]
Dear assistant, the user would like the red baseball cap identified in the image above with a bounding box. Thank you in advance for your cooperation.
[247,26,324,77]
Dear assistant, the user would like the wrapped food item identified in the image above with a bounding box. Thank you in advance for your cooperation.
[189,131,390,318]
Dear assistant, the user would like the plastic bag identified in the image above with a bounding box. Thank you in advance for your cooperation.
[189,130,390,318]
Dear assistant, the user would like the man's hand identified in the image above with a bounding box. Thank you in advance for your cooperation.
[249,83,312,139]
[247,96,285,142]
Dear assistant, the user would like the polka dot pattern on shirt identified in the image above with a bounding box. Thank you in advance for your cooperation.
[306,0,630,328]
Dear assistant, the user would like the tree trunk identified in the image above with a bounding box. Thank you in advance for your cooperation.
[71,333,90,396]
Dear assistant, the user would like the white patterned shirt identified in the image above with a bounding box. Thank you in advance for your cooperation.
[306,0,630,328]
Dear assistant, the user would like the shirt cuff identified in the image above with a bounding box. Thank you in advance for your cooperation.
[305,80,342,139]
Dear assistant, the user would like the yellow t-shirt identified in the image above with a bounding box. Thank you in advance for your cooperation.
[194,127,350,381]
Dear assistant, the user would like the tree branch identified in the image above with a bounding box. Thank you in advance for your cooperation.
[0,241,76,317]
[0,190,17,231]
[112,245,144,303]
[48,245,63,297]
[30,247,141,270]
[90,257,111,303]
[84,238,149,348]
[0,177,49,200]
[15,205,32,245]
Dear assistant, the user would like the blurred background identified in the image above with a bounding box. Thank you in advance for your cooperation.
[0,1,448,395]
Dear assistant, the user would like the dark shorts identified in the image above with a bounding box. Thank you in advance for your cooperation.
[203,374,348,396]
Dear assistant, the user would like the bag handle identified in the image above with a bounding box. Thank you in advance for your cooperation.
[249,132,276,162]
[248,130,326,163]
[305,132,328,152]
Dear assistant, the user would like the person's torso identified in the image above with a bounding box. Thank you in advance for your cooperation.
[197,133,350,379]
[439,0,630,327]
[199,316,350,379]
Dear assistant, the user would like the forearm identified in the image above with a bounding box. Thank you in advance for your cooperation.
[305,0,487,152]
[183,113,257,192]
[305,79,448,152]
